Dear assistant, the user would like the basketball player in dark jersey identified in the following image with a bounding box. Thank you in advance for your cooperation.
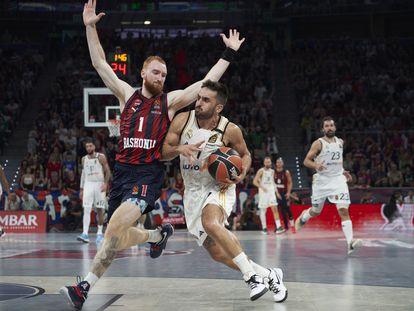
[0,164,10,238]
[274,158,295,231]
[60,1,245,309]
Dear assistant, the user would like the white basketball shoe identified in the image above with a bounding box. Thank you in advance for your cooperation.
[267,268,288,303]
[347,239,362,255]
[245,274,268,301]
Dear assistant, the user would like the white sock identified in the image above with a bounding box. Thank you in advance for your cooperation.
[342,220,353,245]
[84,272,99,289]
[82,206,92,235]
[146,229,162,243]
[250,260,270,278]
[232,252,255,280]
[260,209,267,230]
[275,219,281,228]
[302,208,312,222]
[97,225,103,235]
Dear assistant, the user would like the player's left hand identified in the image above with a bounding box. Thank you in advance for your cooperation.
[101,183,108,192]
[343,170,352,183]
[223,170,245,185]
[286,192,291,200]
[220,29,245,52]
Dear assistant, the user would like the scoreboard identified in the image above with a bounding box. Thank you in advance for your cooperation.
[107,51,130,77]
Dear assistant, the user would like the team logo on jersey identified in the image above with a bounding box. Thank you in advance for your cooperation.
[186,129,193,139]
[132,185,139,195]
[339,144,343,149]
[208,134,218,143]
[131,99,142,112]
[151,99,161,114]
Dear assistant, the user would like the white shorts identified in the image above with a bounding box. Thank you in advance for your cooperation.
[184,185,236,246]
[83,182,106,209]
[258,191,277,209]
[311,174,350,206]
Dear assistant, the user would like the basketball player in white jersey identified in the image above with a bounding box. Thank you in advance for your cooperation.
[162,80,288,303]
[0,165,10,237]
[253,157,285,234]
[295,116,362,255]
[78,138,111,244]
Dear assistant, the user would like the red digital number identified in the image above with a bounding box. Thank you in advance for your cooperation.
[118,63,127,75]
[111,62,118,71]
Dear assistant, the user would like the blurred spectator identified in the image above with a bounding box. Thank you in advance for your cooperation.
[381,192,404,231]
[48,171,62,192]
[239,197,260,230]
[5,192,21,211]
[403,190,414,204]
[360,190,378,204]
[387,163,404,187]
[21,192,39,211]
[20,167,35,191]
[64,170,79,194]
[171,171,184,195]
[60,196,82,231]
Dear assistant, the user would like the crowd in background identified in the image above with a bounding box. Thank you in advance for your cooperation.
[291,38,414,189]
[1,32,413,232]
[0,44,44,155]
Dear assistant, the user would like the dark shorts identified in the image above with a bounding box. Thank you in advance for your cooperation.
[108,161,165,220]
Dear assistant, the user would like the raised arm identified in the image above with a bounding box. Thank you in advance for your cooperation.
[167,29,245,117]
[83,0,134,112]
[161,112,203,161]
[303,140,324,172]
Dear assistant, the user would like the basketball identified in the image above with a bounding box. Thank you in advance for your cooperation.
[207,147,243,183]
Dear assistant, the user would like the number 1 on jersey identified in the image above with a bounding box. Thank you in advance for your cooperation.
[138,117,144,132]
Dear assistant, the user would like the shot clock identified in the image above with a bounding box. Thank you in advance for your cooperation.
[108,48,130,77]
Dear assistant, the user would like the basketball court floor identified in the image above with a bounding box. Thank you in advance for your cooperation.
[1,229,413,311]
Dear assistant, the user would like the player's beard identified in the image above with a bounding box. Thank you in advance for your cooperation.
[144,79,163,96]
[87,150,94,155]
[325,130,335,138]
[195,107,215,120]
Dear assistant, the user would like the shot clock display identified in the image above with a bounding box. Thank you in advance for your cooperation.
[108,51,130,77]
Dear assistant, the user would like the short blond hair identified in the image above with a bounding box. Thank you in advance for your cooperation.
[142,55,166,70]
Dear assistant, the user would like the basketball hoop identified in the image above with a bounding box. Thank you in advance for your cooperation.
[107,119,121,137]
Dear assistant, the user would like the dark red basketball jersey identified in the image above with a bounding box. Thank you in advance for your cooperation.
[115,89,171,165]
[274,169,288,192]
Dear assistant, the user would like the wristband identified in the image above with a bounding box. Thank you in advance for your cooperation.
[221,47,236,62]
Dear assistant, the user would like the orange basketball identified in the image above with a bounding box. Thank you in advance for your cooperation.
[207,147,243,183]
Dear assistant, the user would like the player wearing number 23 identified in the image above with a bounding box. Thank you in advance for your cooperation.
[295,116,362,255]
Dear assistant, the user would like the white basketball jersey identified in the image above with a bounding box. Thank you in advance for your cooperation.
[260,168,276,192]
[314,137,344,177]
[83,153,104,182]
[179,111,230,189]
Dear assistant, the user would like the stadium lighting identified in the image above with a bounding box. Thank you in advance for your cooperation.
[144,20,151,25]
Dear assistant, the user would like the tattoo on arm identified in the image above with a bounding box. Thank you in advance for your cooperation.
[203,236,216,249]
[91,236,119,278]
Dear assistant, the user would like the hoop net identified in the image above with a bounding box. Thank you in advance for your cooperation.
[107,119,121,137]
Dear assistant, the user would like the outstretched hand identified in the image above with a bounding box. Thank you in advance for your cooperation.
[83,0,106,27]
[220,29,245,52]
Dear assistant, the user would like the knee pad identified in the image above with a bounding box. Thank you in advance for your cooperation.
[126,198,148,214]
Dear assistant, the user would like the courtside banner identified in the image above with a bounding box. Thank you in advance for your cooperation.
[0,211,47,233]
